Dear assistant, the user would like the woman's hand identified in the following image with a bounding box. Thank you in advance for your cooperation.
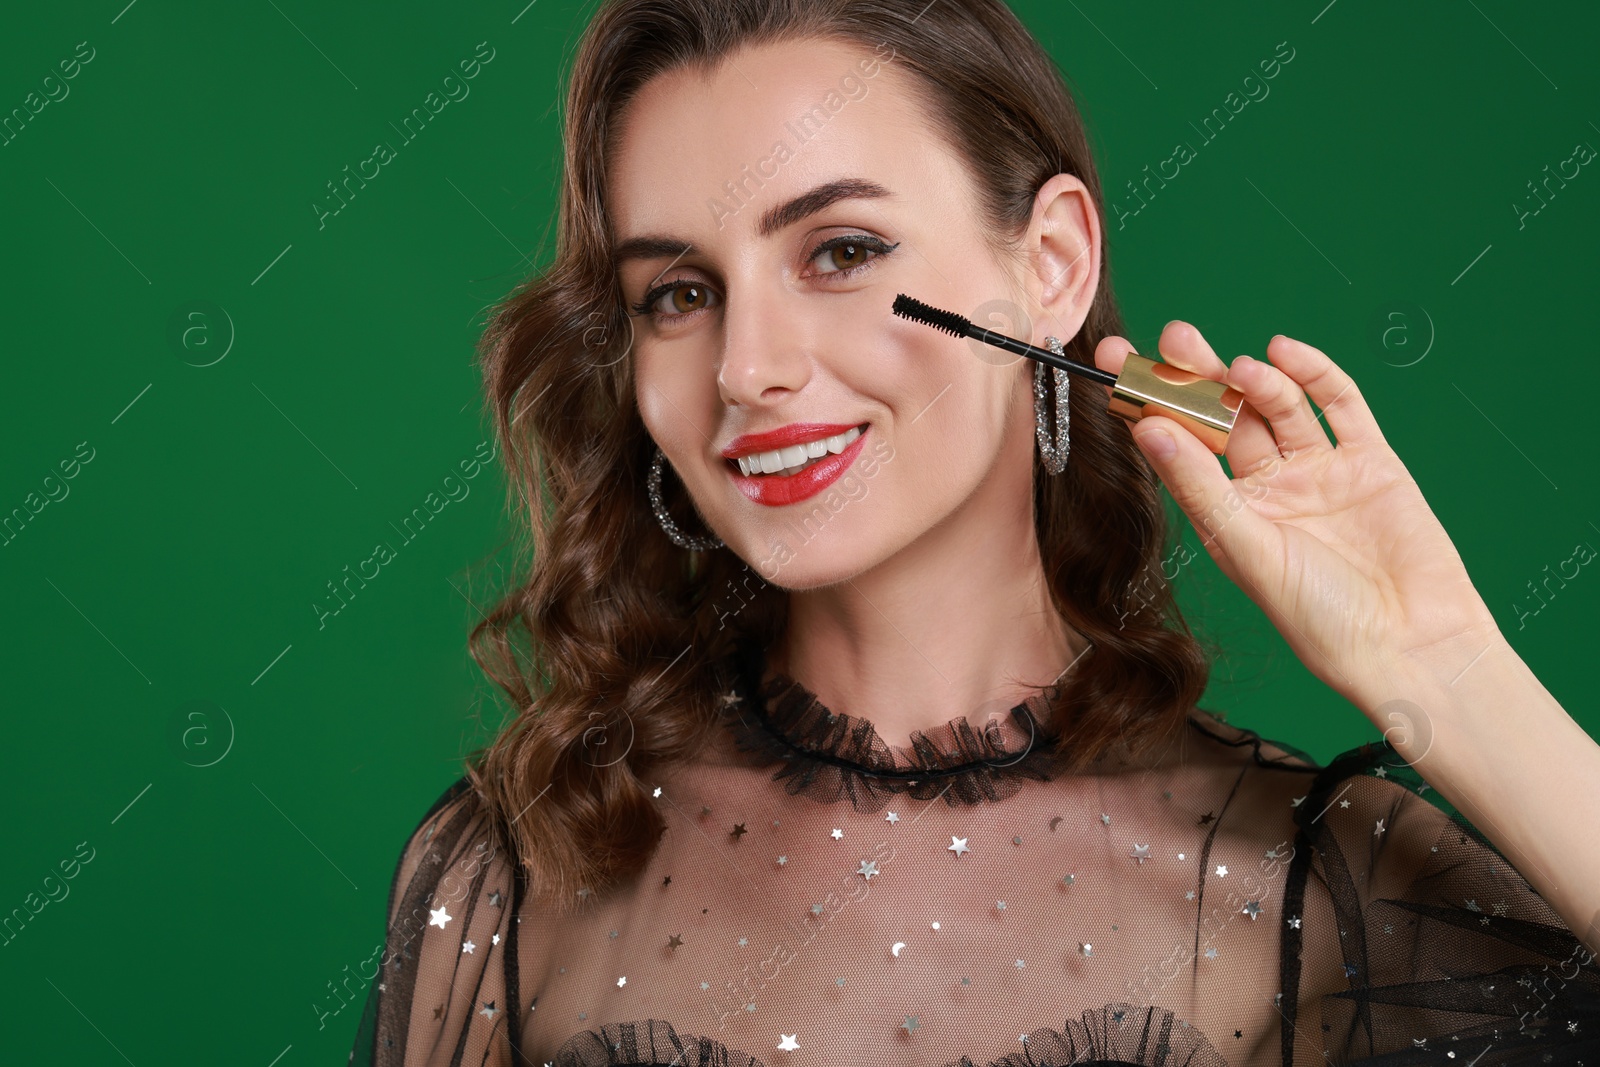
[1093,321,1504,716]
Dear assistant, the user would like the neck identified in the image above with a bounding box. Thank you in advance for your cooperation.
[771,444,1086,751]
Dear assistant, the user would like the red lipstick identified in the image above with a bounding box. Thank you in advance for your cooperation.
[720,423,861,458]
[725,424,870,507]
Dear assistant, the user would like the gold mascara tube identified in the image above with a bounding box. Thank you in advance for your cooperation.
[892,294,1244,455]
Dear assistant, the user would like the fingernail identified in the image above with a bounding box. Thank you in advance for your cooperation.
[1139,427,1176,459]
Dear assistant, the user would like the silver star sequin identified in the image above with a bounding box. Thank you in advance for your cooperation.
[857,859,879,880]
[1130,844,1151,864]
[948,836,970,857]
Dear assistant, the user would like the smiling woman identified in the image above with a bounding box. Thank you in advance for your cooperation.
[350,1,1600,1065]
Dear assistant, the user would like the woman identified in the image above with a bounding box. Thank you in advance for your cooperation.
[351,1,1600,1063]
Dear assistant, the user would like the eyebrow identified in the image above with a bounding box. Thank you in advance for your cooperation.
[612,177,893,266]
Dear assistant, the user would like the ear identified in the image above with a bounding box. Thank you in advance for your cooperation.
[1025,173,1100,346]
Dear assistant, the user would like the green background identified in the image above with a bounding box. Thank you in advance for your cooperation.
[1,0,1594,1060]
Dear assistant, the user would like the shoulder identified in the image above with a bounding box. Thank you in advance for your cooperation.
[383,774,518,929]
[1182,710,1477,853]
[1177,711,1466,871]
[361,775,529,1066]
[1180,707,1468,829]
[1180,706,1324,775]
[1288,734,1510,905]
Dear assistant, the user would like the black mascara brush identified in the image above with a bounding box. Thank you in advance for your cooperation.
[892,293,1243,454]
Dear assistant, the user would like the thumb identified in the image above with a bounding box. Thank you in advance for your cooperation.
[1131,415,1272,564]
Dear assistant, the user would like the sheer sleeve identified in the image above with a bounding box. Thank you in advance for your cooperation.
[349,776,527,1067]
[1284,738,1600,1065]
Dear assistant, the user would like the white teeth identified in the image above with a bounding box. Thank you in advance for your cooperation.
[736,425,862,477]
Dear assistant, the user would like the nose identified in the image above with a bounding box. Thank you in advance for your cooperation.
[716,278,814,409]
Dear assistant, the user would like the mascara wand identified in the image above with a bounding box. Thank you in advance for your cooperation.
[891,294,1244,455]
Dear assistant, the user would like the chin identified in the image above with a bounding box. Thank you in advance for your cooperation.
[736,522,889,590]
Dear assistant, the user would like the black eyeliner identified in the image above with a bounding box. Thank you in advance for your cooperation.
[628,234,899,318]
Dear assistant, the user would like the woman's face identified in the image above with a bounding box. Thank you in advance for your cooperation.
[609,36,1098,588]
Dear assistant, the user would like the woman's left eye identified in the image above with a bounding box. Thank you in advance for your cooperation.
[807,235,900,278]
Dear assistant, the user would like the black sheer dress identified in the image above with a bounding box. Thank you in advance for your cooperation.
[350,642,1600,1066]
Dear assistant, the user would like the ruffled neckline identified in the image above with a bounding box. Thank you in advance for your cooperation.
[719,640,1067,811]
[551,1003,1228,1066]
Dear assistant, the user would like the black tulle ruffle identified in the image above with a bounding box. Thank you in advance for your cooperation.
[720,640,1066,812]
[551,1003,1228,1067]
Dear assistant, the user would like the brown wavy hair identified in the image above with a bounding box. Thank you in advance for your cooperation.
[463,0,1213,915]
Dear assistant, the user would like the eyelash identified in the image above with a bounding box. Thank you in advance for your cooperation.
[628,235,900,321]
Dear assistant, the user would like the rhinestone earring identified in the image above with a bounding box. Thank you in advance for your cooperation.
[647,447,724,551]
[1035,336,1071,475]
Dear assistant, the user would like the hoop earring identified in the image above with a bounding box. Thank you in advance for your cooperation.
[647,447,724,551]
[1035,336,1071,475]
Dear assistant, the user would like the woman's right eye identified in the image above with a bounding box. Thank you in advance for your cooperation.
[630,280,720,320]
